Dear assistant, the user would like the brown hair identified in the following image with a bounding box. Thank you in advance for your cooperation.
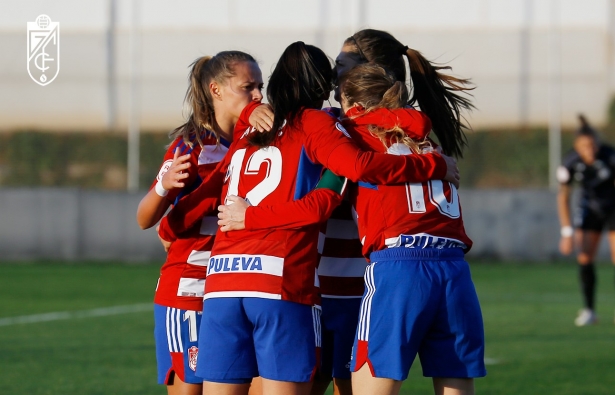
[344,29,473,158]
[340,63,429,153]
[170,51,257,147]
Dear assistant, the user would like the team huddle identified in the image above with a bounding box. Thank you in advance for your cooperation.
[137,29,485,395]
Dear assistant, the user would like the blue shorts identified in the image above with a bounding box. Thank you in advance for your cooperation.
[318,298,361,380]
[351,248,486,381]
[154,304,203,385]
[196,298,320,383]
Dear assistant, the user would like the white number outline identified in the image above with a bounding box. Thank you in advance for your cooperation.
[225,147,283,206]
[406,180,460,219]
[183,310,198,342]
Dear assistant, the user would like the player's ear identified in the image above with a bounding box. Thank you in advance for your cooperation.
[210,81,222,100]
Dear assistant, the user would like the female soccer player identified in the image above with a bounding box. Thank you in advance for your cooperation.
[329,29,473,395]
[340,64,484,395]
[251,28,472,158]
[557,115,615,326]
[220,63,484,395]
[136,51,263,395]
[248,28,474,395]
[157,41,460,395]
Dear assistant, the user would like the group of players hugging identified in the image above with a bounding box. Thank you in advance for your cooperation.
[137,29,486,395]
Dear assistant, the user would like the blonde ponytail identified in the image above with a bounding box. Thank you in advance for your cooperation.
[170,51,257,148]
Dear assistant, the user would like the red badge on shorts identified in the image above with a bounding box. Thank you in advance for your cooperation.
[188,346,198,372]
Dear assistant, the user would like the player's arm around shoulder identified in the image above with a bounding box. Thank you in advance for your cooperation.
[218,169,346,232]
[163,154,228,238]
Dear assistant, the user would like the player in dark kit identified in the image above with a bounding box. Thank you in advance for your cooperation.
[557,115,615,326]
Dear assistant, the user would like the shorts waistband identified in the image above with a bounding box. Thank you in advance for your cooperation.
[370,247,464,262]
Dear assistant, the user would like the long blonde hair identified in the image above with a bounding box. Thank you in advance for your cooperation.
[170,51,257,147]
[340,63,430,154]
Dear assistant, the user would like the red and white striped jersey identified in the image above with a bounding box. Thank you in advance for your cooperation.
[342,107,473,259]
[317,199,366,298]
[160,101,449,306]
[315,108,366,299]
[152,133,228,311]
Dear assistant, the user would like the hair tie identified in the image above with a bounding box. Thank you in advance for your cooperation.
[402,45,409,54]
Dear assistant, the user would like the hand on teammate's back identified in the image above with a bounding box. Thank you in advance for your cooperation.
[218,195,251,232]
[441,154,460,188]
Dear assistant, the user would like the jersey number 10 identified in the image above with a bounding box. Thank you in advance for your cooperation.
[405,180,460,219]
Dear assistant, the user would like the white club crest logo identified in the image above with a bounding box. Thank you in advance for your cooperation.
[27,15,60,86]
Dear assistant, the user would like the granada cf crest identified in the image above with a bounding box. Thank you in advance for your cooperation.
[188,346,198,372]
[27,15,60,86]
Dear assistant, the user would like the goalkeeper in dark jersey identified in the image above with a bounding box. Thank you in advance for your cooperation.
[557,115,615,326]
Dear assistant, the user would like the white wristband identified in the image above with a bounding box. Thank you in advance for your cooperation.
[561,226,573,237]
[154,180,168,197]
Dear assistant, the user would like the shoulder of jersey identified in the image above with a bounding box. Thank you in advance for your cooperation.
[321,107,342,119]
[561,149,580,167]
[599,143,615,156]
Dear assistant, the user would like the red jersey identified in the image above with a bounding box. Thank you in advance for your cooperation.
[152,133,229,311]
[160,101,449,306]
[342,107,473,259]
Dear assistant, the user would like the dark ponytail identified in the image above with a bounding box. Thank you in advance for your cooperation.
[576,114,599,139]
[346,29,474,158]
[249,41,333,147]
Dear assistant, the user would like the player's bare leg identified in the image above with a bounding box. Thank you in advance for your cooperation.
[332,378,352,395]
[432,377,474,395]
[310,377,332,395]
[607,231,615,323]
[166,374,202,395]
[351,364,402,395]
[201,382,250,395]
[247,377,262,395]
[311,377,352,395]
[606,231,615,264]
[260,378,312,395]
[577,230,601,265]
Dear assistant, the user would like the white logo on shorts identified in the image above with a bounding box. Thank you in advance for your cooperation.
[188,346,198,372]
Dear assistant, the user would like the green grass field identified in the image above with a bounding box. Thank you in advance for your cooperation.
[1,261,614,394]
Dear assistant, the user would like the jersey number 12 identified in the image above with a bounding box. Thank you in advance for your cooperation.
[225,147,283,205]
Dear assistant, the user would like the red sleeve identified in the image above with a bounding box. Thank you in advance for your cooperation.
[157,216,177,242]
[401,108,432,140]
[244,188,342,230]
[233,100,262,140]
[162,155,227,238]
[160,102,261,240]
[303,110,447,183]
